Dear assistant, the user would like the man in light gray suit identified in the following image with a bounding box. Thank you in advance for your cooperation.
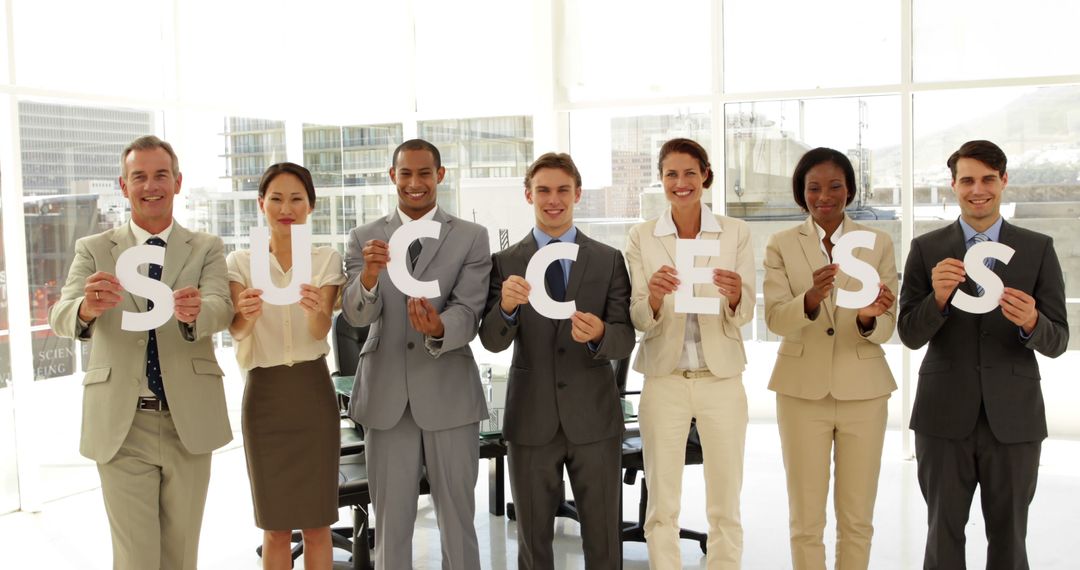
[48,136,233,570]
[342,138,492,570]
[478,153,634,569]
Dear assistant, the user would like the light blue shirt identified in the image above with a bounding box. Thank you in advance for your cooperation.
[958,215,1003,249]
[532,225,577,288]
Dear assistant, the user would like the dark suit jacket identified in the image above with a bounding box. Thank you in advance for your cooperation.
[478,230,635,446]
[898,219,1068,443]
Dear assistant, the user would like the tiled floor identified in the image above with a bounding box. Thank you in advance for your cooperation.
[2,424,1078,569]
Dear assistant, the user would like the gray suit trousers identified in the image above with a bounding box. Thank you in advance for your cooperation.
[365,406,481,570]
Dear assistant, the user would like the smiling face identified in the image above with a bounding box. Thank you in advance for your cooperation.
[259,172,313,236]
[120,147,182,234]
[526,167,580,237]
[661,152,708,208]
[802,161,849,228]
[390,148,445,220]
[952,157,1006,231]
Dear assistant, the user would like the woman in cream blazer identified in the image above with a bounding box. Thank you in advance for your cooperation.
[763,148,897,570]
[625,138,755,570]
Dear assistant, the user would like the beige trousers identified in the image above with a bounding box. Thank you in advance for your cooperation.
[776,393,889,570]
[639,373,748,570]
[97,410,212,570]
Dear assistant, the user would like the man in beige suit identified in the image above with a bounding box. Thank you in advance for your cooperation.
[48,136,233,570]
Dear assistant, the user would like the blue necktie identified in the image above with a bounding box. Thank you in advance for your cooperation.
[145,237,168,404]
[970,232,992,296]
[544,239,566,302]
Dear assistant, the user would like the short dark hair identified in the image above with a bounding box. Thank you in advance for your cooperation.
[791,147,857,211]
[657,138,714,188]
[121,135,179,178]
[947,140,1007,181]
[525,152,582,189]
[392,138,442,170]
[258,162,317,207]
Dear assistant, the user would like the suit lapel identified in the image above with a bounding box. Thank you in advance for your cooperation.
[161,223,191,290]
[947,221,980,297]
[412,209,452,277]
[110,225,144,313]
[797,217,835,326]
[993,219,1015,287]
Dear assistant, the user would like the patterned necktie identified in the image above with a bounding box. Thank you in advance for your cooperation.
[408,239,423,271]
[544,239,566,302]
[145,237,168,404]
[970,232,992,296]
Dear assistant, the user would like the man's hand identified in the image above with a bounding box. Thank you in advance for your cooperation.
[235,288,264,321]
[361,239,390,291]
[713,268,743,310]
[1000,287,1039,334]
[173,287,202,324]
[79,271,123,322]
[804,264,838,314]
[647,265,679,315]
[407,297,444,338]
[570,311,605,344]
[500,275,531,314]
[932,258,966,311]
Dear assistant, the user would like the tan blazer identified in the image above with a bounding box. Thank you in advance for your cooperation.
[625,214,756,378]
[763,216,898,401]
[49,222,234,463]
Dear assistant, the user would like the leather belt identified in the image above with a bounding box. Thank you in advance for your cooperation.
[677,369,712,379]
[137,396,169,412]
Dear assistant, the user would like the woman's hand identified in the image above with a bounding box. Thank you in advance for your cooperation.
[236,288,264,322]
[648,265,680,315]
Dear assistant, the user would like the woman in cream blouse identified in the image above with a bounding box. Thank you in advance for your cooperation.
[226,162,345,570]
[625,138,756,569]
[763,148,897,570]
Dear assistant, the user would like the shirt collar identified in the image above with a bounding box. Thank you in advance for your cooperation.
[129,220,173,244]
[813,216,847,246]
[653,206,723,237]
[533,225,577,248]
[958,215,1003,243]
[397,205,439,225]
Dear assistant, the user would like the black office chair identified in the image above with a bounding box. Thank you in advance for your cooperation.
[617,357,708,554]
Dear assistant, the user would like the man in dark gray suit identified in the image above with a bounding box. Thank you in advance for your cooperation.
[479,152,634,569]
[342,139,491,570]
[898,140,1069,569]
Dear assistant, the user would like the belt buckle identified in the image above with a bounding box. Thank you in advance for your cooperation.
[681,369,707,379]
[138,397,166,412]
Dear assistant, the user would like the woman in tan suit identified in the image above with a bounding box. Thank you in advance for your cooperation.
[763,148,898,570]
[625,138,756,569]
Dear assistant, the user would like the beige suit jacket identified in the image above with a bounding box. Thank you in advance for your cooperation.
[48,222,234,463]
[763,216,898,401]
[625,214,756,378]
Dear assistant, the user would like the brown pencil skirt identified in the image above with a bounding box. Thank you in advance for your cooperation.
[243,358,340,530]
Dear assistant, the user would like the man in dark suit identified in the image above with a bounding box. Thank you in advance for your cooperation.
[479,152,634,569]
[898,140,1069,569]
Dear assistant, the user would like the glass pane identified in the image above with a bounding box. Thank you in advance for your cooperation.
[19,100,156,380]
[569,105,712,250]
[178,0,410,115]
[560,0,711,102]
[724,96,902,341]
[1,110,20,512]
[0,3,9,84]
[724,0,899,92]
[12,0,165,98]
[414,0,535,115]
[912,85,1080,351]
[914,0,1080,82]
[417,116,533,222]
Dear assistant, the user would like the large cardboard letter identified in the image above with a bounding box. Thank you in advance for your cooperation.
[674,239,722,314]
[250,223,313,305]
[117,244,174,331]
[833,230,881,309]
[524,241,579,320]
[387,220,442,298]
[952,241,1015,314]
